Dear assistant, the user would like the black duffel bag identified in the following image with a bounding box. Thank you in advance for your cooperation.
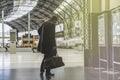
[44,56,65,69]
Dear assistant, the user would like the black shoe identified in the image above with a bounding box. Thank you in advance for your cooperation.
[46,75,51,80]
[46,73,55,76]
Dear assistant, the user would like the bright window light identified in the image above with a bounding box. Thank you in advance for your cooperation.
[0,23,12,37]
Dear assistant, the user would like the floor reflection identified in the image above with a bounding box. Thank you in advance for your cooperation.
[85,67,120,80]
[40,73,44,80]
[0,67,83,80]
[40,74,55,80]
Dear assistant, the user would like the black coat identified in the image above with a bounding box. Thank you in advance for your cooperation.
[37,21,57,56]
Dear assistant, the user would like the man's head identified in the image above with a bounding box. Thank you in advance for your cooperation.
[50,16,58,22]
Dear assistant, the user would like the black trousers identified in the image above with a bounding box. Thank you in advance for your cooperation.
[40,54,51,74]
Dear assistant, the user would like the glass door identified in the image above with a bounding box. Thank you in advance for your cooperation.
[111,7,120,80]
[98,13,108,80]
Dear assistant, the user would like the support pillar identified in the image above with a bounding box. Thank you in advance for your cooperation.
[2,9,4,47]
[28,12,31,45]
[84,0,102,67]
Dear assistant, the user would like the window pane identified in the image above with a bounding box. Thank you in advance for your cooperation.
[0,23,12,46]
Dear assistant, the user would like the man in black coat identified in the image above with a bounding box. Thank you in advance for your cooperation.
[37,16,58,77]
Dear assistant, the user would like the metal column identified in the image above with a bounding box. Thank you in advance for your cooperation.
[28,12,31,45]
[2,9,4,47]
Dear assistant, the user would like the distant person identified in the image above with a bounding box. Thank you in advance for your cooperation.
[4,43,9,52]
[37,16,58,77]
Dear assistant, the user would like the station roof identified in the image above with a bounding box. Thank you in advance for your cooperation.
[0,0,14,17]
[2,0,64,32]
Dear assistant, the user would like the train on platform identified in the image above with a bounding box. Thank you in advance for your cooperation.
[21,34,37,47]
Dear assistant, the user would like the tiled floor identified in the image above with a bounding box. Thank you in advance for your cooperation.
[0,48,84,80]
[1,48,120,80]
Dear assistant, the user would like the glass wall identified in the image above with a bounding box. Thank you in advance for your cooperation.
[0,23,12,47]
[53,0,84,51]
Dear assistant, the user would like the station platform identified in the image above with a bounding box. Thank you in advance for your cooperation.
[0,48,119,80]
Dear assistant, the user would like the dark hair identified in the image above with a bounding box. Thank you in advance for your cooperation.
[51,16,58,21]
